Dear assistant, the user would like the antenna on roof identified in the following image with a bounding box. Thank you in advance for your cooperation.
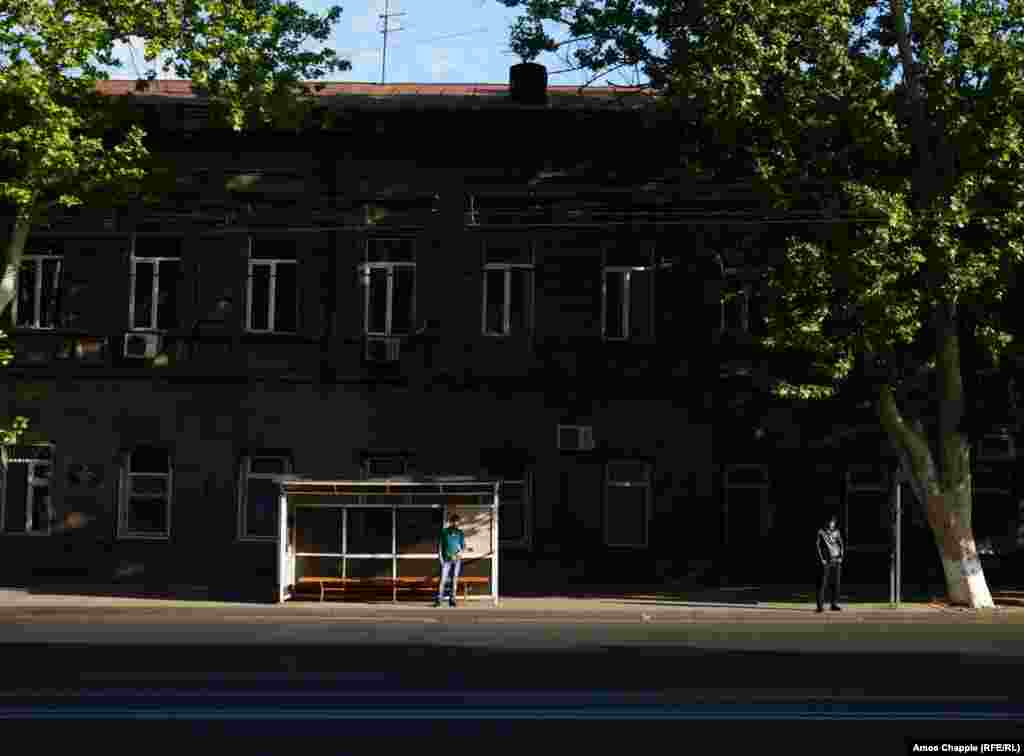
[379,0,407,85]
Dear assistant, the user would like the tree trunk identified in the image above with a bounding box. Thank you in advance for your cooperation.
[924,487,994,608]
[879,383,995,609]
[1,212,33,323]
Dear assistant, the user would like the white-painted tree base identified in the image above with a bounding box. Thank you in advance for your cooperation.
[942,557,994,608]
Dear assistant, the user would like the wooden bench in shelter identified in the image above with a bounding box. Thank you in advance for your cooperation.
[293,576,490,602]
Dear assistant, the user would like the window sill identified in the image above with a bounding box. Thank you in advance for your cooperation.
[116,533,171,541]
[0,531,53,537]
[237,536,279,544]
[603,542,649,550]
[241,332,317,345]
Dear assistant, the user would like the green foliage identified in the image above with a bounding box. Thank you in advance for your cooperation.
[0,0,350,277]
[0,0,349,441]
[503,0,1024,401]
[0,415,30,446]
[0,330,14,368]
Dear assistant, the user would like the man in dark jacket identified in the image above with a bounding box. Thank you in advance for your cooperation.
[816,515,844,612]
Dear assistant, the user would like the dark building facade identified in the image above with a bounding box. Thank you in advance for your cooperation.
[1,72,1020,598]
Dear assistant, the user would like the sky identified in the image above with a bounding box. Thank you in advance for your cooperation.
[106,0,650,87]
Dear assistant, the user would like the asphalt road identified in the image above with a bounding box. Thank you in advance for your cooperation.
[2,601,1023,753]
[2,604,1023,693]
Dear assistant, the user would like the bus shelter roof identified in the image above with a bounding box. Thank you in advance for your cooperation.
[276,475,501,497]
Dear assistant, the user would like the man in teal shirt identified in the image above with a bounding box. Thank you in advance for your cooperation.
[436,513,465,607]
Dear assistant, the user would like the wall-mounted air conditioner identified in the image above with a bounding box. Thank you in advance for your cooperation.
[557,424,594,451]
[365,336,401,362]
[976,430,1015,462]
[123,332,163,359]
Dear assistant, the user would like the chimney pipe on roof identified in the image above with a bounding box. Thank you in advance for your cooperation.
[510,63,548,105]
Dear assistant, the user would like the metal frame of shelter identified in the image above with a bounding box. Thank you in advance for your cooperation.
[275,476,500,605]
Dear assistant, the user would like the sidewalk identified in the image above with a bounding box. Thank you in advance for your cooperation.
[2,582,1022,618]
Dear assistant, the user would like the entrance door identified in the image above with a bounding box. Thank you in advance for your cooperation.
[723,465,771,582]
[725,487,763,578]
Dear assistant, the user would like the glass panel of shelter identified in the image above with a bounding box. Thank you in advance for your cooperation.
[292,485,492,586]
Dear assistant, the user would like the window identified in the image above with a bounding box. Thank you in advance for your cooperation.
[482,241,534,336]
[362,238,415,337]
[721,281,751,332]
[604,461,650,548]
[119,447,172,539]
[483,266,534,336]
[14,253,62,329]
[364,456,408,477]
[843,465,889,551]
[603,264,654,341]
[499,474,532,548]
[130,237,181,331]
[1,444,55,535]
[247,237,298,333]
[238,455,292,540]
[361,260,415,337]
[720,275,767,335]
[602,268,631,340]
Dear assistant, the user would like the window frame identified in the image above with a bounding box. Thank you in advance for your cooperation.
[129,235,182,332]
[0,443,56,536]
[246,236,299,334]
[602,460,651,549]
[720,280,752,334]
[360,261,417,337]
[601,266,640,342]
[237,454,293,542]
[117,447,173,540]
[482,263,535,337]
[498,472,533,550]
[13,253,63,330]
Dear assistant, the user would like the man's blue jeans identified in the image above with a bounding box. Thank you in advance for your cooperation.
[438,559,462,601]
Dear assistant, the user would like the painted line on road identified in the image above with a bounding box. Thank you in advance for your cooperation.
[0,705,1020,720]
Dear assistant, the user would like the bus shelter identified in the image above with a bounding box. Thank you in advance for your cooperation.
[275,476,500,605]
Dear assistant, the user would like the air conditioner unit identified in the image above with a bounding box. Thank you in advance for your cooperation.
[557,424,594,451]
[977,431,1015,462]
[123,332,163,359]
[364,336,401,362]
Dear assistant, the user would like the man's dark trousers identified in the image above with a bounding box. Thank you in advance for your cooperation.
[818,561,842,609]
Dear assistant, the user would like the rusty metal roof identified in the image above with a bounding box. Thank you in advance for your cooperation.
[93,79,658,109]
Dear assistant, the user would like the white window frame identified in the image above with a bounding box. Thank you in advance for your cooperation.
[247,237,299,334]
[498,473,533,549]
[118,448,173,540]
[602,266,643,341]
[603,460,651,548]
[238,454,293,542]
[482,263,534,336]
[0,444,55,536]
[13,254,62,330]
[361,262,416,337]
[129,236,181,332]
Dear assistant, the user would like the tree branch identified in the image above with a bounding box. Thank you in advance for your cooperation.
[878,383,939,506]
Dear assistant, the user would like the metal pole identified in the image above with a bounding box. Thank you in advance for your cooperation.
[890,477,895,606]
[381,0,388,85]
[895,474,902,607]
[890,466,903,608]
